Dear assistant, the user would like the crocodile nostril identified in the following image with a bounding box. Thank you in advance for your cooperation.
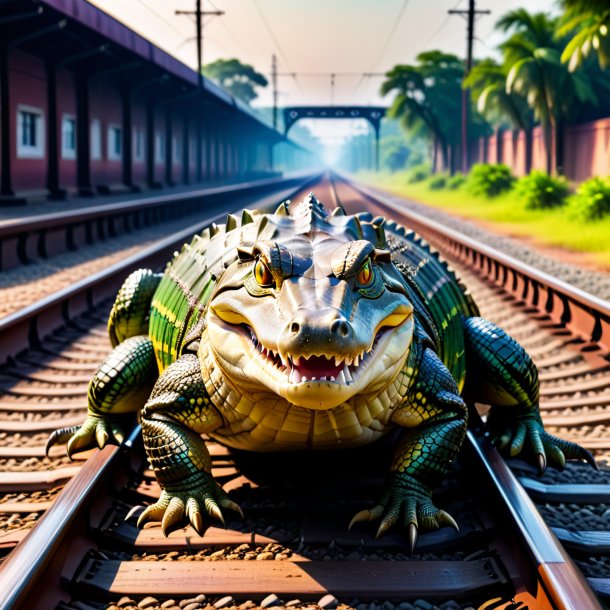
[331,319,350,338]
[291,321,301,334]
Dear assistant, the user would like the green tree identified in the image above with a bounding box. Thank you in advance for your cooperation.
[560,0,610,70]
[380,135,410,172]
[497,9,597,173]
[464,58,532,130]
[203,58,268,104]
[381,51,487,173]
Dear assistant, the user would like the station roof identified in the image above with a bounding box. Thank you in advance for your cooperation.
[31,0,276,135]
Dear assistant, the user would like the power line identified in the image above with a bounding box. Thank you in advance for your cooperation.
[251,0,292,72]
[448,0,490,173]
[135,0,185,38]
[368,0,412,70]
[176,1,225,86]
[421,0,463,50]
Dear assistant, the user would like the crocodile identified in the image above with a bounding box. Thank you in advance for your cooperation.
[48,193,595,550]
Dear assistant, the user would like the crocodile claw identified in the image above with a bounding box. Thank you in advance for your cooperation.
[489,412,597,472]
[136,472,243,537]
[408,523,417,554]
[348,473,457,553]
[46,415,125,459]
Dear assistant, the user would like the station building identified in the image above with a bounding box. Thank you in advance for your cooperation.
[0,0,311,204]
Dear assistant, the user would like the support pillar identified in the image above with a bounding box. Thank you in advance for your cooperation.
[76,71,94,196]
[165,106,173,186]
[182,115,189,184]
[196,117,203,183]
[0,42,23,203]
[121,87,137,191]
[146,102,156,188]
[45,60,66,199]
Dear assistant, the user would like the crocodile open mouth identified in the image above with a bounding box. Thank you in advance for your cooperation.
[248,326,386,385]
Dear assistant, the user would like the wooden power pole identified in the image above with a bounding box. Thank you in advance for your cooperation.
[176,0,224,88]
[449,0,489,173]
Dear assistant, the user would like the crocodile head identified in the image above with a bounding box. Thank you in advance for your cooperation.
[205,194,414,410]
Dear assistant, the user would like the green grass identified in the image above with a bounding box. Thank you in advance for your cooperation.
[358,171,610,269]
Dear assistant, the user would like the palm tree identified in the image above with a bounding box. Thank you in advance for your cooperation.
[497,9,597,173]
[560,0,610,71]
[464,58,532,131]
[380,52,464,173]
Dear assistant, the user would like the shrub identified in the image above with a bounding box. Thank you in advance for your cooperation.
[428,174,447,190]
[467,163,515,197]
[446,173,466,190]
[515,171,569,210]
[570,177,610,220]
[407,163,431,183]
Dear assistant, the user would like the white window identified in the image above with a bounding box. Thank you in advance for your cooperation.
[133,127,145,162]
[173,136,181,162]
[155,133,165,163]
[107,124,122,161]
[61,114,76,160]
[91,119,102,161]
[16,105,45,159]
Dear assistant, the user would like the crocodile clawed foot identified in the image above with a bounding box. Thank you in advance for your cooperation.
[136,472,243,537]
[490,413,597,473]
[46,415,125,458]
[348,473,458,554]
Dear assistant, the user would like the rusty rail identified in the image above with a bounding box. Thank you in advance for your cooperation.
[0,172,318,271]
[0,172,323,364]
[347,179,610,352]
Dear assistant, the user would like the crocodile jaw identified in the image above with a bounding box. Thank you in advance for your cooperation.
[207,311,413,409]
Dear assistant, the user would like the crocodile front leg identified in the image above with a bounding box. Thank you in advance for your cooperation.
[137,354,242,536]
[350,342,467,551]
[463,317,596,472]
[47,335,157,456]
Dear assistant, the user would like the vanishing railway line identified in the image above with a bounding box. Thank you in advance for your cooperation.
[0,174,608,610]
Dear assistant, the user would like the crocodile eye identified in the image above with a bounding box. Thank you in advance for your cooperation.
[356,259,373,287]
[254,258,275,287]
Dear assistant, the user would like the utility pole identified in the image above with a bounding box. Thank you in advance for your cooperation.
[330,73,335,106]
[176,1,224,88]
[449,0,490,173]
[271,53,278,130]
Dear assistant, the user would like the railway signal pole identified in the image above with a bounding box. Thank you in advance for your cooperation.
[449,0,490,173]
[175,1,225,89]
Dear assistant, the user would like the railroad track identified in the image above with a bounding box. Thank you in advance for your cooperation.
[0,173,321,543]
[0,173,608,610]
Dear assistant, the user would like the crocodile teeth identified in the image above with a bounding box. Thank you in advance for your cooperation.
[353,354,359,367]
[280,354,288,367]
[292,355,301,367]
[334,356,343,367]
[289,368,301,384]
[343,365,353,384]
[330,376,335,382]
[336,370,346,384]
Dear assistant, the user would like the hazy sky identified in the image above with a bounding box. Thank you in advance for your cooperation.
[88,0,557,147]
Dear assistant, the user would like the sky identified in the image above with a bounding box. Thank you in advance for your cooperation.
[88,0,557,155]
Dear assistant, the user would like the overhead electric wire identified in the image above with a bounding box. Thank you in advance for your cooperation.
[421,0,464,50]
[135,0,185,38]
[251,0,291,71]
[368,0,413,71]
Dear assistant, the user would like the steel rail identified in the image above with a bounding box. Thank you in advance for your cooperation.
[0,173,605,609]
[467,431,603,609]
[0,172,323,364]
[0,172,319,271]
[0,425,142,610]
[344,177,610,352]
